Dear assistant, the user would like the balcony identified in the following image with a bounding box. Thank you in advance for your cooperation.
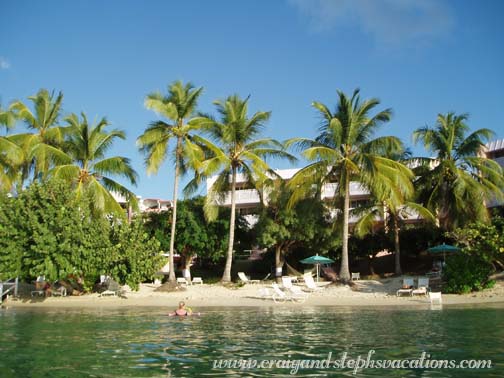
[218,189,261,206]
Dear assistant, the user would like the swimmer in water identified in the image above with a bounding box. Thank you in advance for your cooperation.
[168,301,200,316]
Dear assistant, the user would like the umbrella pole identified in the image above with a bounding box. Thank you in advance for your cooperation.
[317,264,319,282]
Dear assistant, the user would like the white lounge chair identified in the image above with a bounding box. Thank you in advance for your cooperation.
[396,278,415,296]
[351,272,360,281]
[429,291,442,304]
[303,274,323,292]
[238,272,259,284]
[177,277,190,286]
[272,283,306,303]
[192,277,203,285]
[281,276,293,289]
[412,278,430,297]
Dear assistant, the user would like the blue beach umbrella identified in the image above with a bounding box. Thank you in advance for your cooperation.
[300,254,335,282]
[427,243,460,261]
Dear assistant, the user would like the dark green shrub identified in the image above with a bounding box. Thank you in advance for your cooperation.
[443,254,495,294]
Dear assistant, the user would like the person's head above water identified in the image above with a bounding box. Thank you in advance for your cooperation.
[178,301,186,309]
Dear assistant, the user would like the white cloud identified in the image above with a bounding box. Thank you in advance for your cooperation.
[288,0,455,46]
[0,57,10,70]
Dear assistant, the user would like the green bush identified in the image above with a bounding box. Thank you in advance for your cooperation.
[0,180,164,291]
[443,254,495,294]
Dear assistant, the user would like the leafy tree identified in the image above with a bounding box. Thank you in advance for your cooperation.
[9,89,69,186]
[255,181,338,282]
[52,112,138,217]
[353,147,434,275]
[448,217,504,269]
[0,180,112,286]
[0,180,164,290]
[108,219,163,290]
[143,197,249,277]
[287,89,412,282]
[413,113,504,230]
[443,254,495,294]
[137,81,207,283]
[191,94,295,282]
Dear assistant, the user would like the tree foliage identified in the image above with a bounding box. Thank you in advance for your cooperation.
[448,216,504,268]
[0,180,162,290]
[413,113,504,230]
[254,182,339,278]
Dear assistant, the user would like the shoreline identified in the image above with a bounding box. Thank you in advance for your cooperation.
[4,278,504,309]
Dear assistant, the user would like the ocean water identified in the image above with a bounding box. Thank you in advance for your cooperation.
[0,304,503,377]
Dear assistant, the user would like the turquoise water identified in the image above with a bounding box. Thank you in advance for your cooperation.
[0,304,503,377]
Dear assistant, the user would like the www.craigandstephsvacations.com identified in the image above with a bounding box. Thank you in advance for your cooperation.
[212,350,493,375]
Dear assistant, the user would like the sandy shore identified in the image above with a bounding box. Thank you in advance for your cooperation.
[4,277,504,309]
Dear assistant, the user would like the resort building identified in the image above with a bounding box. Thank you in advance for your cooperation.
[206,168,419,227]
[206,139,504,226]
[484,139,504,208]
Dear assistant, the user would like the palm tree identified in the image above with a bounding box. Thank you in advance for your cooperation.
[51,112,138,216]
[287,89,413,282]
[0,102,16,133]
[137,81,206,283]
[9,89,69,186]
[413,112,504,230]
[0,103,22,190]
[353,148,435,275]
[191,94,295,283]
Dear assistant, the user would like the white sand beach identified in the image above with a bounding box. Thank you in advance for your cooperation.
[4,277,504,309]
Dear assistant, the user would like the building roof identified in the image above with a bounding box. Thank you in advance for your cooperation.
[486,139,504,152]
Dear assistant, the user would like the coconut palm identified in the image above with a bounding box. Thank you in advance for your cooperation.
[353,148,435,275]
[137,81,206,283]
[0,103,22,190]
[413,112,504,230]
[51,112,138,216]
[0,102,16,133]
[191,94,295,283]
[287,89,413,282]
[9,89,69,186]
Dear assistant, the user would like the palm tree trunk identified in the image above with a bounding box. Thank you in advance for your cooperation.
[222,167,237,283]
[393,215,402,275]
[168,137,182,283]
[340,175,351,282]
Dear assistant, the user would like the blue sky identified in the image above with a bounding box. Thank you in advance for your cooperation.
[1,0,503,199]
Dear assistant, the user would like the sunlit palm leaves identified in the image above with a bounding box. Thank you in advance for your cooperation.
[413,112,504,230]
[137,80,207,282]
[51,112,138,217]
[191,94,295,282]
[9,89,68,185]
[287,89,412,281]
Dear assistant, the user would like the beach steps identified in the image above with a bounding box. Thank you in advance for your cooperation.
[0,277,19,304]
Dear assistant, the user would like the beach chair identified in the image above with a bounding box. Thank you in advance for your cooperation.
[51,286,67,297]
[99,278,124,297]
[429,292,442,304]
[412,278,430,297]
[303,274,323,292]
[31,276,47,297]
[177,277,190,286]
[396,278,414,296]
[238,272,259,284]
[192,277,203,285]
[272,283,307,304]
[281,276,294,289]
[351,272,360,281]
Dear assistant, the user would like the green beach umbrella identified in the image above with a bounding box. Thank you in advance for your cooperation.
[300,254,334,282]
[427,243,460,261]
